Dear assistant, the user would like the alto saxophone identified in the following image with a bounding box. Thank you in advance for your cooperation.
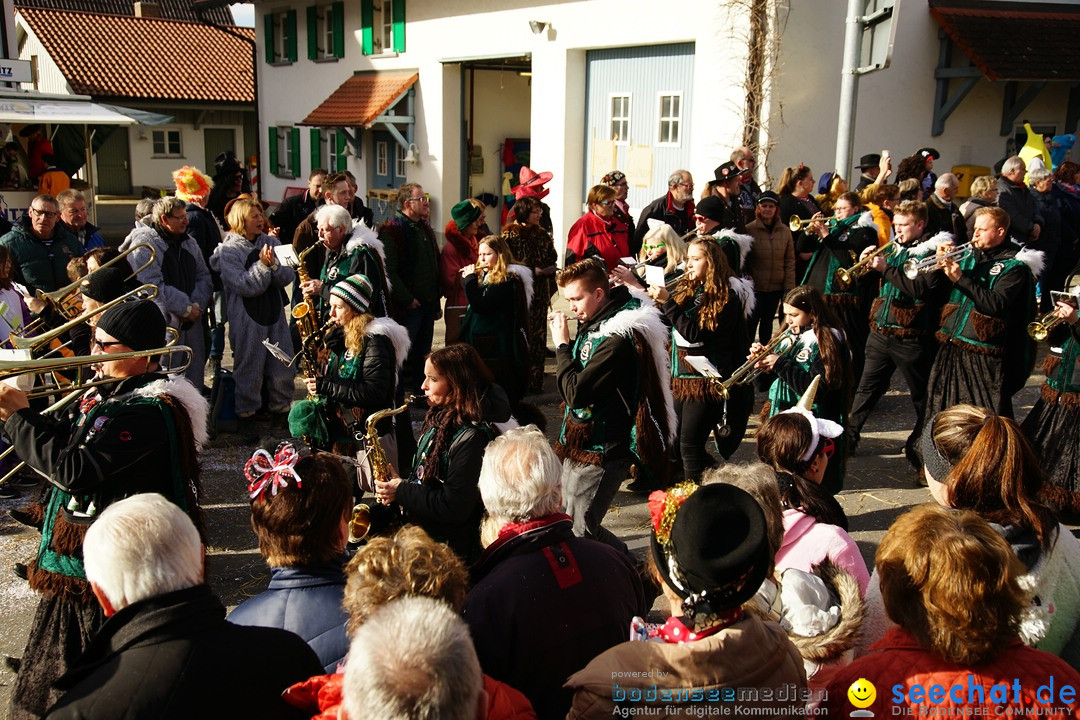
[348,395,416,544]
[292,244,323,398]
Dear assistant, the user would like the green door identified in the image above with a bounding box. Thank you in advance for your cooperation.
[95,126,131,195]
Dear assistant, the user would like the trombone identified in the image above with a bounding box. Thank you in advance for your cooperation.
[19,243,156,336]
[10,284,159,354]
[789,216,837,232]
[835,242,895,286]
[711,326,797,398]
[903,242,972,279]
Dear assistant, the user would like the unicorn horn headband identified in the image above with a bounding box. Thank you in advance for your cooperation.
[781,375,843,462]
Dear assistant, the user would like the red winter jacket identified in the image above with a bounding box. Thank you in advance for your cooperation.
[822,627,1080,717]
[283,671,537,720]
[565,211,629,271]
[440,220,479,308]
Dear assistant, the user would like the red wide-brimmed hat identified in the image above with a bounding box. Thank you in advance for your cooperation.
[512,166,553,200]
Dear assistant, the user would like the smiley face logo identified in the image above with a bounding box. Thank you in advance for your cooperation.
[848,678,877,709]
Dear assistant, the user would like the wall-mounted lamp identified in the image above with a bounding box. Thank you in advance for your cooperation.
[341,142,353,158]
[137,129,148,141]
[529,20,549,35]
[404,143,419,164]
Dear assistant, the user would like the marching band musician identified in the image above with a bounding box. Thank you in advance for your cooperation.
[798,191,879,383]
[301,204,391,320]
[0,300,208,719]
[648,237,754,481]
[209,194,295,435]
[289,274,408,460]
[926,206,1042,419]
[693,195,754,275]
[847,201,951,471]
[459,234,533,409]
[1021,271,1080,515]
[753,285,852,494]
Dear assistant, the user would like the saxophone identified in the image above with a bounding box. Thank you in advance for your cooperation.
[292,243,323,398]
[348,395,416,543]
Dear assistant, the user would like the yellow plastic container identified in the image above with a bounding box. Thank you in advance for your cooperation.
[951,165,992,199]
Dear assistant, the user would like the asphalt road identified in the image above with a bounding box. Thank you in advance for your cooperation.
[0,299,1063,715]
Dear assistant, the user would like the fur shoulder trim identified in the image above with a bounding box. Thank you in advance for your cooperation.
[345,221,385,262]
[506,263,535,312]
[730,276,756,319]
[1015,246,1045,278]
[366,317,411,371]
[132,376,209,451]
[785,558,865,663]
[856,211,875,229]
[718,231,754,268]
[597,301,676,444]
[910,231,953,259]
[797,326,843,350]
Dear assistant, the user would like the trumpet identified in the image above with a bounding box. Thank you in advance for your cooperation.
[835,242,895,286]
[711,326,798,398]
[1028,312,1065,342]
[21,243,157,335]
[789,216,837,232]
[902,242,972,279]
[9,284,158,354]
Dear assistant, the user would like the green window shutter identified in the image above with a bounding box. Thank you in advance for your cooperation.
[307,5,318,60]
[332,2,345,58]
[335,131,347,169]
[291,128,302,178]
[286,10,298,62]
[391,0,405,52]
[361,0,373,55]
[310,128,322,173]
[263,13,275,63]
[268,126,279,175]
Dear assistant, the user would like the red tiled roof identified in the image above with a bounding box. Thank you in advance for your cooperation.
[301,72,418,128]
[15,0,234,25]
[929,0,1080,82]
[17,7,254,103]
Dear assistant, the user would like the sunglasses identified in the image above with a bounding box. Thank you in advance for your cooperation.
[642,243,666,251]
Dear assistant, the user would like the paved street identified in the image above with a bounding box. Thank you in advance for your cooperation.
[0,295,1061,714]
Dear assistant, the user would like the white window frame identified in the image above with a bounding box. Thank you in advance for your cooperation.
[394,144,406,178]
[609,93,631,145]
[656,92,683,147]
[376,141,389,176]
[319,5,335,60]
[323,129,345,173]
[151,129,183,158]
[372,0,395,54]
[272,11,289,63]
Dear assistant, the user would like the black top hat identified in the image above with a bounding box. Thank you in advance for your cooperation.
[650,483,770,610]
[858,153,881,170]
[714,161,750,183]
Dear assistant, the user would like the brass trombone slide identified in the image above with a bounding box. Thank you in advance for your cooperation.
[0,346,193,401]
[11,284,159,354]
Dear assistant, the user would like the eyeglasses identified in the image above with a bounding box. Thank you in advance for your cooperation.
[165,213,188,221]
[30,208,58,218]
[676,182,694,189]
[91,337,124,351]
[406,196,429,204]
[597,200,614,206]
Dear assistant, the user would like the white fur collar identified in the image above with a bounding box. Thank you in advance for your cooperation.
[1015,246,1045,278]
[505,264,534,311]
[910,231,954,258]
[366,317,411,371]
[595,299,677,444]
[856,211,875,229]
[132,375,209,451]
[730,276,756,319]
[715,230,754,268]
[345,221,391,295]
[796,326,844,350]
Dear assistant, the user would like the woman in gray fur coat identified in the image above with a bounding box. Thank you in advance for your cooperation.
[210,195,296,422]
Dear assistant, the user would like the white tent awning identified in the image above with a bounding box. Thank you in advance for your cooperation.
[0,97,172,126]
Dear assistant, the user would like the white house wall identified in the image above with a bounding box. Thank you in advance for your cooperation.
[15,18,70,95]
[122,124,247,191]
[772,0,1072,187]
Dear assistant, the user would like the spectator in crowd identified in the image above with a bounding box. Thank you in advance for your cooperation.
[924,172,967,244]
[499,195,558,394]
[700,162,748,234]
[270,168,326,253]
[44,494,322,719]
[959,174,998,239]
[22,124,52,184]
[857,404,1080,661]
[565,483,806,716]
[997,155,1043,245]
[120,196,214,389]
[777,164,822,280]
[207,150,248,226]
[825,504,1080,717]
[465,426,644,720]
[56,189,105,250]
[2,140,29,190]
[343,597,487,720]
[634,169,695,250]
[731,146,763,226]
[854,152,886,192]
[0,194,80,299]
[600,170,636,253]
[1050,162,1080,299]
[897,177,921,202]
[565,183,630,271]
[1030,166,1062,310]
[229,443,353,672]
[440,199,483,344]
[282,525,536,720]
[745,190,795,345]
[380,183,440,395]
[36,157,69,198]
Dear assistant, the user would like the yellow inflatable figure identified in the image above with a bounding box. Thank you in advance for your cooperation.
[1018,122,1051,184]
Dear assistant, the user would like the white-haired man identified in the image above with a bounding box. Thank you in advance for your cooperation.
[44,494,322,720]
[300,203,390,318]
[344,596,484,720]
[463,425,645,720]
[633,169,695,250]
[996,156,1043,245]
[925,172,967,243]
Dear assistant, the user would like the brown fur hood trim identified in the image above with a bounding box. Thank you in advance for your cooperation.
[784,558,865,663]
[1044,353,1061,378]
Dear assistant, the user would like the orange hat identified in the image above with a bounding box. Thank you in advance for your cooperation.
[172,166,213,202]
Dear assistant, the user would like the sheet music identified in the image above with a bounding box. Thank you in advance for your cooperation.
[682,355,722,378]
[274,244,300,267]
